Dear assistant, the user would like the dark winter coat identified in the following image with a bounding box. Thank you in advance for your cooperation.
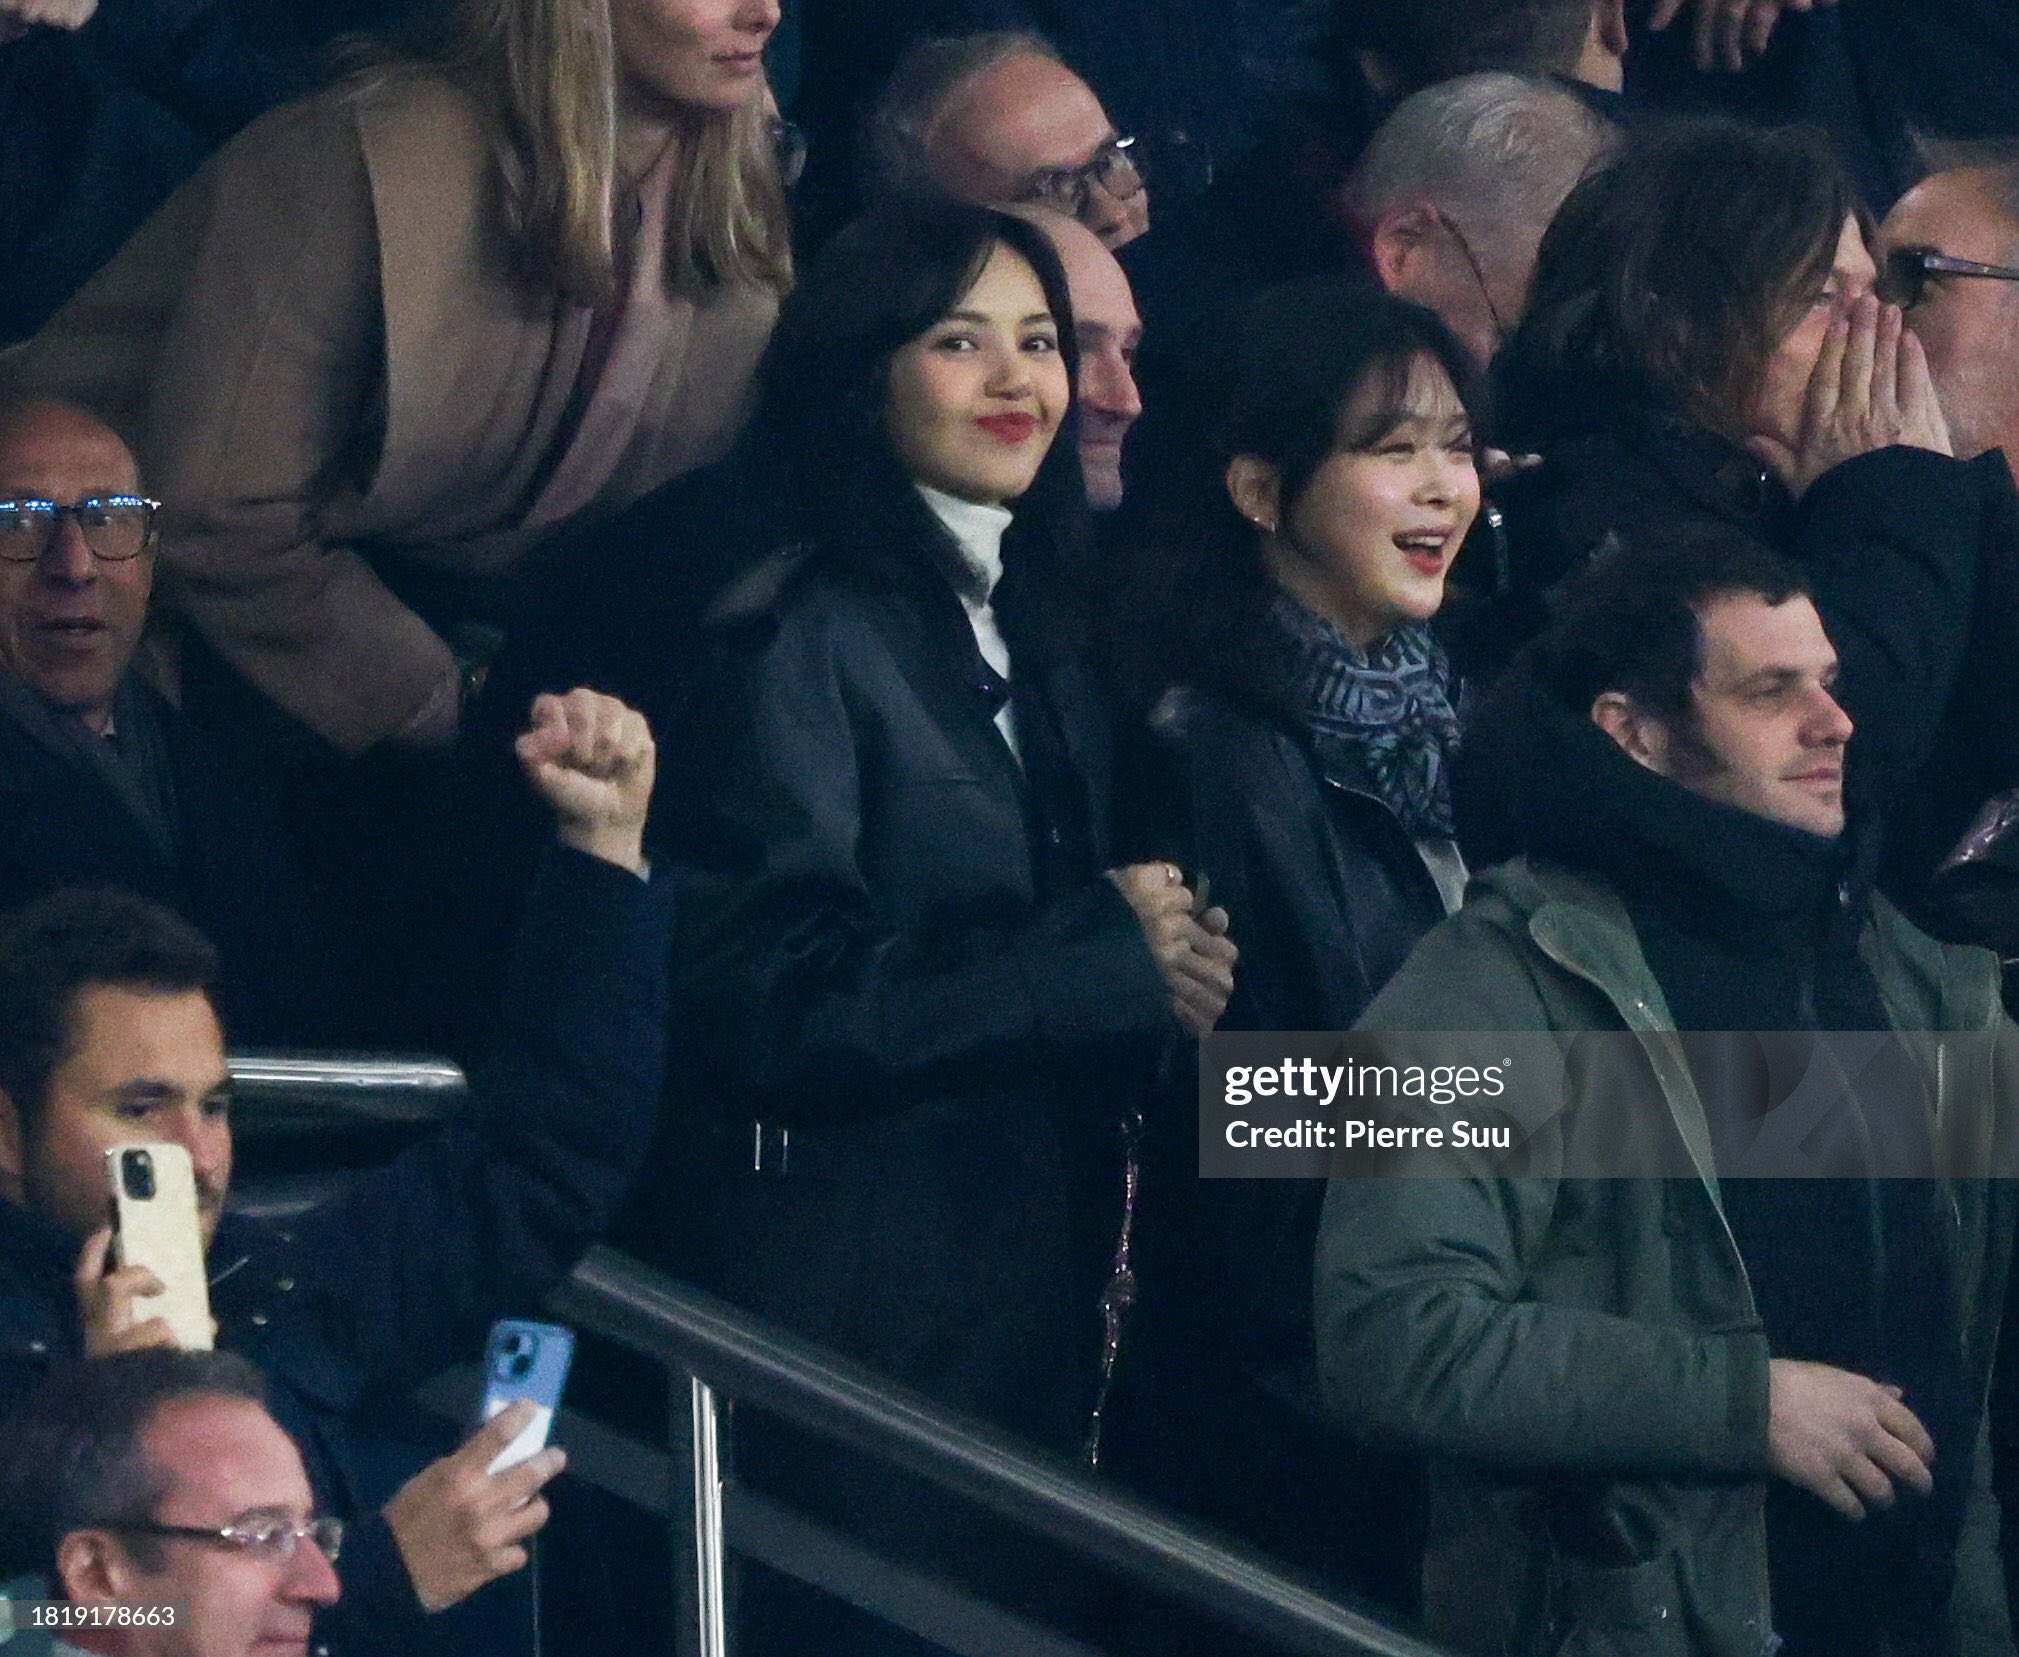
[0,846,671,1657]
[1488,375,2019,902]
[1323,669,2018,1657]
[1138,679,1454,1364]
[662,505,1173,1448]
[0,673,325,1042]
[1115,674,1458,1611]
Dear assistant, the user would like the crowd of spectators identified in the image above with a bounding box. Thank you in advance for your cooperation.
[6,1,2019,1654]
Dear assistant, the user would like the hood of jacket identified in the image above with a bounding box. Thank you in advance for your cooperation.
[1454,645,1870,924]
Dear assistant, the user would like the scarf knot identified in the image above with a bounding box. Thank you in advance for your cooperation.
[1270,595,1460,838]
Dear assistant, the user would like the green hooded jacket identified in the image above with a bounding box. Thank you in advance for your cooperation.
[1315,855,2019,1657]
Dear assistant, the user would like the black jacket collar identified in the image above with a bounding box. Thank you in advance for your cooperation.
[1458,653,1866,933]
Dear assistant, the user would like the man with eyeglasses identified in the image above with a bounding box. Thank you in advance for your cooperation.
[0,664,667,1655]
[0,395,320,1043]
[1878,155,2019,484]
[0,1349,340,1657]
[868,32,1150,251]
[1344,73,1614,372]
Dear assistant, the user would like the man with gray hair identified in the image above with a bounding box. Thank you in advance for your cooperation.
[866,30,1150,250]
[1344,72,1612,367]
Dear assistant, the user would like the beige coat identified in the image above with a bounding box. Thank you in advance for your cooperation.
[1,73,778,754]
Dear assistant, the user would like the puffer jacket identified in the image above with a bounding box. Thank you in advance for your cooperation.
[1315,854,2019,1657]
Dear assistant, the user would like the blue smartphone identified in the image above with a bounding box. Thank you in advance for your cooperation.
[475,1319,575,1474]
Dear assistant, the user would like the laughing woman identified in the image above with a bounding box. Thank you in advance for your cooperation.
[659,198,1234,1646]
[1121,277,1483,1612]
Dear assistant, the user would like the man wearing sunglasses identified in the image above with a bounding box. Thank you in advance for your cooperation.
[0,396,320,1043]
[0,1349,341,1657]
[1878,157,2019,482]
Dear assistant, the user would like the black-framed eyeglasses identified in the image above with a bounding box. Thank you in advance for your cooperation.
[116,1516,344,1565]
[1878,246,2019,310]
[0,496,160,563]
[1017,134,1145,224]
[1431,208,1508,355]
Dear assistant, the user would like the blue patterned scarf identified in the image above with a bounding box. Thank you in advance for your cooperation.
[1270,594,1461,838]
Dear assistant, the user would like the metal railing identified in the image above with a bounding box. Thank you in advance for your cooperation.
[224,1058,1450,1657]
[228,1050,469,1129]
[552,1246,1451,1657]
[225,1052,470,1214]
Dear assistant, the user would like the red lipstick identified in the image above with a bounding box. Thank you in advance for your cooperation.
[975,413,1039,444]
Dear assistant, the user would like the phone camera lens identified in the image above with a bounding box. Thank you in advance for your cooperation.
[507,1352,535,1379]
[122,1149,155,1202]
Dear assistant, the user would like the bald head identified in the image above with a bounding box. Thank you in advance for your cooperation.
[0,397,135,476]
[0,398,154,733]
[925,52,1148,249]
[1878,165,2019,470]
[1007,207,1143,508]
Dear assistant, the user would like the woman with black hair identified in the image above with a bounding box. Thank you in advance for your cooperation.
[1490,116,2017,901]
[657,197,1236,1648]
[1118,276,1481,1613]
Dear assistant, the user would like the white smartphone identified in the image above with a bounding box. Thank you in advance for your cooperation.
[105,1142,213,1351]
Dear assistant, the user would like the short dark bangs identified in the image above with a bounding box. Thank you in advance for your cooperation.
[1332,349,1477,455]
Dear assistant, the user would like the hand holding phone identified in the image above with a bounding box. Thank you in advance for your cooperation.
[99,1143,213,1351]
[383,1401,568,1612]
[475,1320,575,1475]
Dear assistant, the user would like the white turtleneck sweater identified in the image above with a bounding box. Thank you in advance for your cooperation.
[917,484,1019,759]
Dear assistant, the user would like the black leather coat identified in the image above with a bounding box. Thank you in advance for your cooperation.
[1115,678,1455,1612]
[663,516,1173,1448]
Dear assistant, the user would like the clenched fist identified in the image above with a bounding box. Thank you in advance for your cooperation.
[516,689,656,876]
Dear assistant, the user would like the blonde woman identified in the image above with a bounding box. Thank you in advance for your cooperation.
[1,0,792,756]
